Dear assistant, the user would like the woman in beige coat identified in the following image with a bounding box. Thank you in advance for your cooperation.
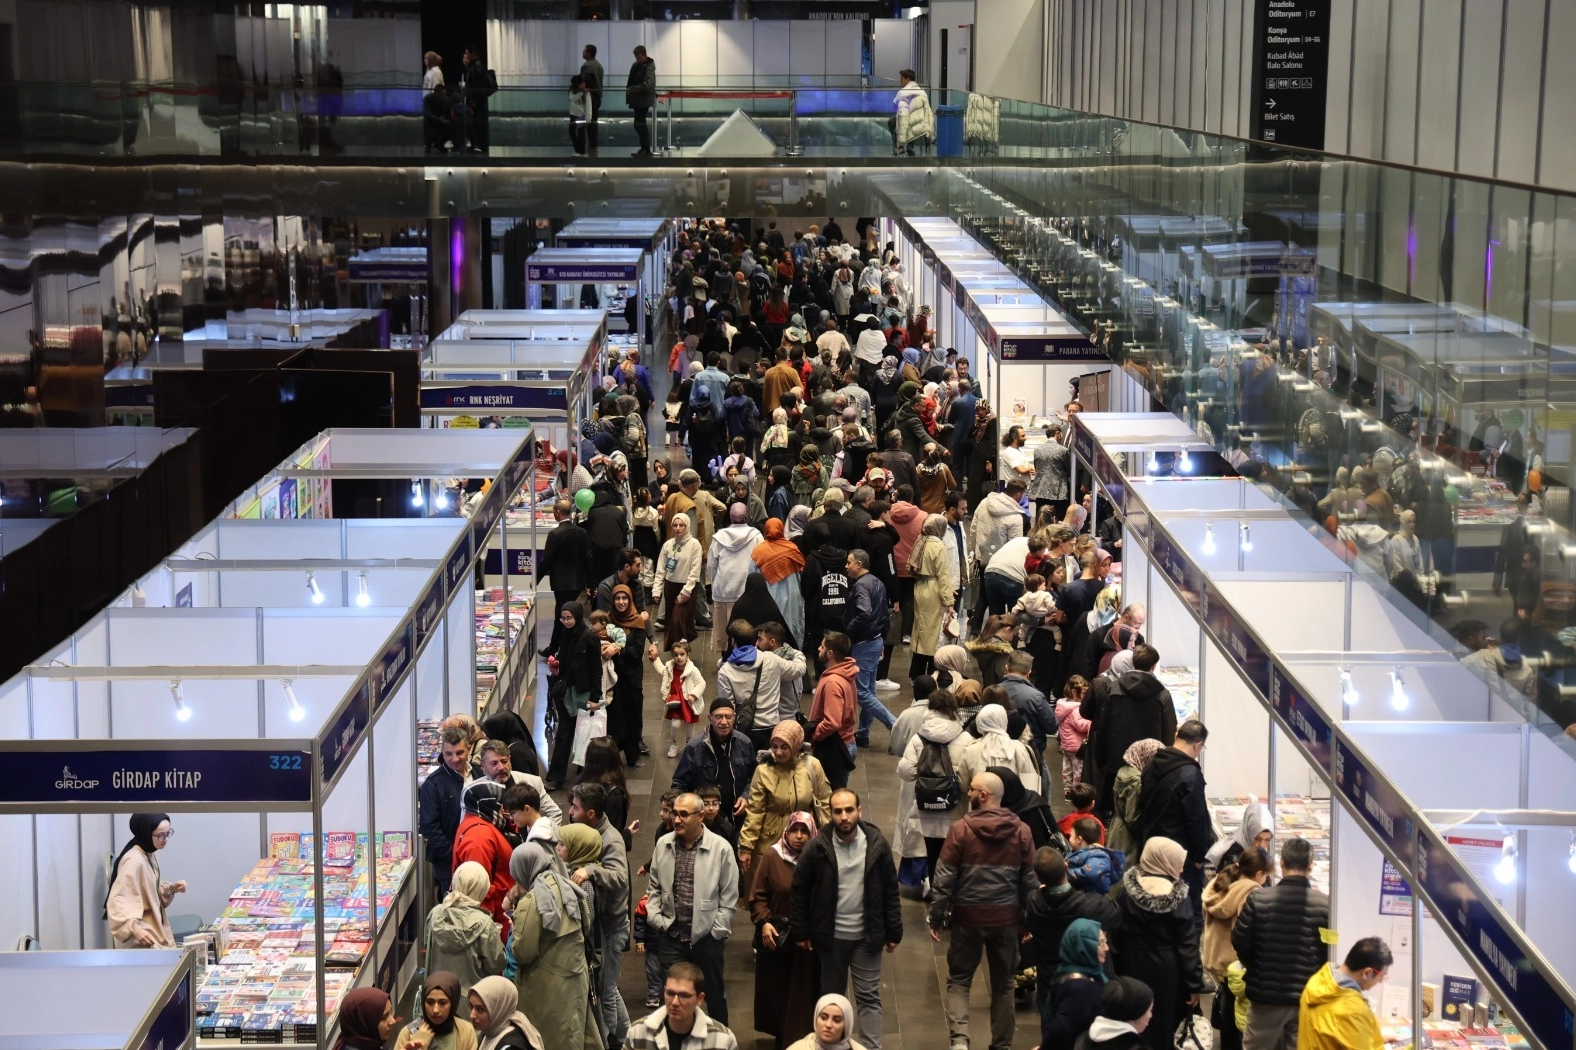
[737,720,833,873]
[1201,846,1271,1050]
[907,514,955,679]
[106,813,186,948]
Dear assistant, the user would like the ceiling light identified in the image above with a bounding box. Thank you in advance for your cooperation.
[1202,522,1217,555]
[1568,832,1576,876]
[171,680,191,722]
[356,572,371,608]
[306,571,324,605]
[283,680,305,723]
[411,481,424,508]
[1389,670,1410,712]
[1340,669,1359,707]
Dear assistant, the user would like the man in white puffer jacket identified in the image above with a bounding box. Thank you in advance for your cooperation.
[705,503,764,652]
[893,69,936,155]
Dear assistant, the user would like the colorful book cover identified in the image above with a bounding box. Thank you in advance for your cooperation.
[380,831,413,859]
[268,832,301,859]
[324,831,356,867]
[1442,974,1480,1022]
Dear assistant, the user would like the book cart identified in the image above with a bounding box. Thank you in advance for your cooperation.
[1071,411,1576,1050]
[0,427,538,1048]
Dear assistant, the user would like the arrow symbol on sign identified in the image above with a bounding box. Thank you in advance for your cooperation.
[1267,99,1278,109]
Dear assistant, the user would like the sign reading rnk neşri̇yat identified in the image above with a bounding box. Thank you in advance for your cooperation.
[1249,0,1332,150]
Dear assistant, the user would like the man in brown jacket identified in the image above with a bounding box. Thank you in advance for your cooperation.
[929,771,1038,1050]
[762,347,802,414]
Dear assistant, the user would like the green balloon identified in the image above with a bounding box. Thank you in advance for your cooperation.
[574,488,595,513]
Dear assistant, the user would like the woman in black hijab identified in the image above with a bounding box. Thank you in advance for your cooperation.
[731,572,795,649]
[542,601,601,788]
[987,765,1065,852]
[105,812,186,948]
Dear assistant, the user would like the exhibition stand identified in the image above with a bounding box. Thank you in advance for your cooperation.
[525,247,649,355]
[1070,411,1576,1050]
[0,949,195,1050]
[0,428,537,1048]
[555,218,674,353]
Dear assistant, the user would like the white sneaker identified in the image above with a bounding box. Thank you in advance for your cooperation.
[667,743,679,758]
[876,679,901,691]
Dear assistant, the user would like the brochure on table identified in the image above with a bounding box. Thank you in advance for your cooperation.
[0,427,538,1048]
[1070,412,1576,1049]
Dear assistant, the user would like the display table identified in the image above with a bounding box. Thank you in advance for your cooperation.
[1209,794,1331,892]
[1154,665,1199,723]
[195,837,415,1043]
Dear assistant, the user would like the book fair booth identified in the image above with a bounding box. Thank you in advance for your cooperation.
[1070,411,1576,1050]
[0,427,539,1047]
[554,217,675,353]
[525,247,651,355]
[0,948,197,1050]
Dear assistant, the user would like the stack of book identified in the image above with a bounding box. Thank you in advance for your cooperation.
[194,832,414,1042]
[1154,665,1200,723]
[475,588,530,706]
[416,719,443,785]
[1207,794,1331,892]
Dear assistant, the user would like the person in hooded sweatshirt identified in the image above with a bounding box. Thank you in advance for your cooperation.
[1134,719,1217,916]
[585,484,630,588]
[1073,977,1155,1050]
[707,504,765,653]
[1107,837,1206,1050]
[1297,937,1392,1050]
[1024,848,1120,1016]
[885,486,927,642]
[1204,800,1274,880]
[1080,644,1177,815]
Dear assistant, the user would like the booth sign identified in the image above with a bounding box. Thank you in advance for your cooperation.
[319,683,371,791]
[370,624,413,715]
[0,746,312,805]
[1332,737,1414,867]
[421,385,568,412]
[137,969,193,1050]
[415,575,446,650]
[996,334,1109,363]
[1416,829,1576,1050]
[1268,664,1333,771]
[527,263,640,283]
[484,548,535,576]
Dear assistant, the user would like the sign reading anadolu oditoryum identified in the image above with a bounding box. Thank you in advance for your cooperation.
[0,747,312,804]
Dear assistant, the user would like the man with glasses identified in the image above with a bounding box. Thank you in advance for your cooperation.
[625,961,738,1050]
[646,792,739,1024]
[929,772,1037,1050]
[672,698,753,824]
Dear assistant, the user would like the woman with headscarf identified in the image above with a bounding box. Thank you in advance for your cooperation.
[732,572,796,649]
[966,400,1000,511]
[1107,837,1206,1050]
[543,601,602,787]
[871,355,903,433]
[967,613,1017,687]
[1106,737,1164,858]
[1204,800,1274,876]
[986,765,1063,851]
[1041,919,1110,1050]
[468,976,544,1050]
[105,813,186,948]
[907,513,954,679]
[753,517,807,648]
[481,711,541,778]
[425,861,507,1001]
[737,719,832,874]
[708,503,765,652]
[406,971,480,1050]
[602,583,649,767]
[508,841,600,1050]
[932,644,971,690]
[785,993,869,1050]
[749,810,821,1048]
[957,703,1041,794]
[790,443,827,508]
[651,513,702,650]
[335,988,397,1050]
[896,687,974,880]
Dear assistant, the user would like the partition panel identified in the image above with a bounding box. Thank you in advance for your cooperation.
[1201,641,1269,798]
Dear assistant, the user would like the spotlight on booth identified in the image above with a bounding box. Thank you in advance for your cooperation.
[435,488,451,510]
[1568,832,1576,876]
[1388,670,1410,711]
[1340,669,1359,707]
[1202,522,1217,556]
[283,680,306,723]
[1495,834,1518,885]
[356,572,371,608]
[1238,521,1252,554]
[1177,449,1193,474]
[411,481,424,508]
[171,680,191,721]
[306,571,324,605]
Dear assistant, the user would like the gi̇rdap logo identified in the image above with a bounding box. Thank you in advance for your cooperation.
[56,766,101,790]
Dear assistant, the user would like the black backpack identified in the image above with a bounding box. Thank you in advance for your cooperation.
[914,738,960,812]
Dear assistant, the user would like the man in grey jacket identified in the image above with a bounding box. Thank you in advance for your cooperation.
[569,782,631,1046]
[580,44,604,155]
[626,45,656,157]
[647,792,739,1023]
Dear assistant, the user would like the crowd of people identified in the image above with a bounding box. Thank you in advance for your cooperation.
[104,216,1396,1050]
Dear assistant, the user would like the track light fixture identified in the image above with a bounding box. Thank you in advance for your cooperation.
[1202,522,1217,555]
[171,680,191,721]
[1340,669,1359,707]
[356,572,371,608]
[411,481,424,508]
[282,680,305,723]
[1389,670,1410,712]
[306,571,324,605]
[1239,521,1252,553]
[1495,833,1518,885]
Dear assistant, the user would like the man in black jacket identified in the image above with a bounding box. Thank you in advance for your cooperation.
[1230,837,1331,1050]
[1022,847,1121,1010]
[417,726,471,893]
[845,548,897,747]
[1135,718,1215,917]
[584,485,629,588]
[1081,644,1178,814]
[791,789,902,1050]
[542,499,590,609]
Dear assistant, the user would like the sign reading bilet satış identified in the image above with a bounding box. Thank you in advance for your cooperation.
[1249,0,1332,150]
[0,747,313,805]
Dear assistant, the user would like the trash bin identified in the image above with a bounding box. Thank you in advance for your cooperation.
[935,105,963,157]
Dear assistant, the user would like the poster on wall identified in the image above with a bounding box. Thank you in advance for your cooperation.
[1445,834,1514,911]
[1378,860,1412,916]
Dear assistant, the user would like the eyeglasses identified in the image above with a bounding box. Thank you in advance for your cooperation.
[152,829,174,841]
[671,809,700,819]
[663,989,697,1001]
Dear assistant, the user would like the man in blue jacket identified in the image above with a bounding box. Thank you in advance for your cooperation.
[671,696,754,824]
[844,549,896,749]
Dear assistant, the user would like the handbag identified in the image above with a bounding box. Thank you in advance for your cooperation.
[571,706,609,765]
[548,673,569,706]
[752,915,794,953]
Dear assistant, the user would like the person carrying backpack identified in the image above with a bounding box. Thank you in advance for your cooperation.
[896,685,972,888]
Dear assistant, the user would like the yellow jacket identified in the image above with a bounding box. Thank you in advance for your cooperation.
[1297,964,1383,1050]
